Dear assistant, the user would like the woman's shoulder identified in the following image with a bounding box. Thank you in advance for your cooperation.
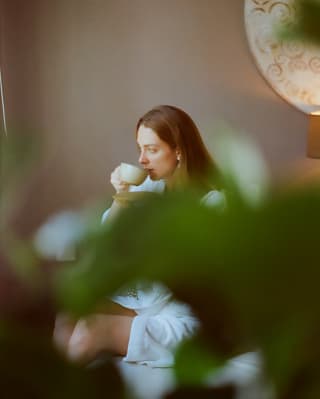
[201,189,226,209]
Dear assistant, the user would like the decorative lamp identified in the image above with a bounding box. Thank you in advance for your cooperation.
[244,0,320,158]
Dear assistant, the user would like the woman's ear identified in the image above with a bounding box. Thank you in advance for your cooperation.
[176,149,181,161]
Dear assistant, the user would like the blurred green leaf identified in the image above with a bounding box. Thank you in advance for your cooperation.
[278,0,320,45]
[174,336,226,387]
[53,182,320,398]
[0,129,40,187]
[5,236,41,284]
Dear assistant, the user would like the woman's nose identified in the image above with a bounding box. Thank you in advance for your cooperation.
[139,152,148,165]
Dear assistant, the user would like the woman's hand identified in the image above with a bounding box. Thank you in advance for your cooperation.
[110,166,130,193]
[67,314,133,363]
[53,310,134,364]
[53,313,77,354]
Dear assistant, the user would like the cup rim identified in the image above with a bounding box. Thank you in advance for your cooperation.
[120,162,144,171]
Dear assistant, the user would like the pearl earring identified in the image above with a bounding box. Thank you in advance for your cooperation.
[177,155,181,168]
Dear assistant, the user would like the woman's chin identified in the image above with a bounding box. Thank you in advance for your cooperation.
[149,171,160,181]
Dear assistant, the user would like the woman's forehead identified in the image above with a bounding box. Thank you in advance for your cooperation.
[137,125,161,146]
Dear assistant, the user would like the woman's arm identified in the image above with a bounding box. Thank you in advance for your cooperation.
[53,301,136,363]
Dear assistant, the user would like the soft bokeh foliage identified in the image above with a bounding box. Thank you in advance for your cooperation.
[279,0,320,45]
[55,181,320,399]
[2,1,320,397]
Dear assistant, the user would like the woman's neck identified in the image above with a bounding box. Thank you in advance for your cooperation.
[164,176,175,191]
[164,168,188,192]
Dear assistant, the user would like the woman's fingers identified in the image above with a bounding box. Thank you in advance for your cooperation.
[110,166,129,193]
[67,317,105,363]
[53,313,76,353]
[67,319,92,362]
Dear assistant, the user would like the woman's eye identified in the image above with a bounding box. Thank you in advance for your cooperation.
[148,148,157,154]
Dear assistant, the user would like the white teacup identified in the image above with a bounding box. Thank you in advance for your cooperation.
[120,162,148,185]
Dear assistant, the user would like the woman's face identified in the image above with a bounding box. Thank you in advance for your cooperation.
[137,124,178,180]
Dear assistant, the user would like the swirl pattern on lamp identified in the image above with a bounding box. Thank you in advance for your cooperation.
[244,0,320,113]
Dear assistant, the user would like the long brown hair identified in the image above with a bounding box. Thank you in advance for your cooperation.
[136,105,220,192]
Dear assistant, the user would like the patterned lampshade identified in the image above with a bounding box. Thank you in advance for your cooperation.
[244,0,320,157]
[244,0,320,114]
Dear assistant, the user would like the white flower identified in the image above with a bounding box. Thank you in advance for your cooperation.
[209,125,270,206]
[33,211,86,261]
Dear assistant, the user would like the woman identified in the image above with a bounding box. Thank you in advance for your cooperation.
[54,105,224,367]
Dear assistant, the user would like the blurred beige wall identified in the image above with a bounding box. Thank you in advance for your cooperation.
[2,0,317,233]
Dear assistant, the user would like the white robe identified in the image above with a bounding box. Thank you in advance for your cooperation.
[103,177,224,367]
